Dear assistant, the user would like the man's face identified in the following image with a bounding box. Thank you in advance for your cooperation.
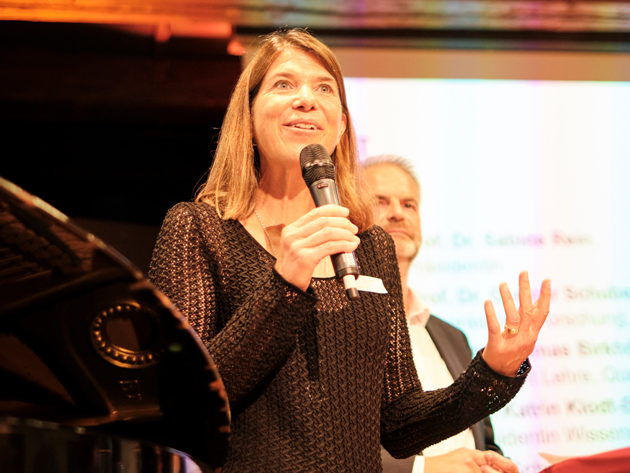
[365,164,422,262]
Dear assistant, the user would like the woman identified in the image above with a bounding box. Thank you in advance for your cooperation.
[149,28,551,472]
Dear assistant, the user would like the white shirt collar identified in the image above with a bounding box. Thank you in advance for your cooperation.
[407,289,430,327]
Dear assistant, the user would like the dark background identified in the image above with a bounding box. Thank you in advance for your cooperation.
[1,21,242,272]
[3,7,630,273]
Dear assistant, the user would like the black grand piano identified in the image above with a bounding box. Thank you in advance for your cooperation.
[0,177,230,473]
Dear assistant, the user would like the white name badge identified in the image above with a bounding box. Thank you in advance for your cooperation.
[355,275,388,294]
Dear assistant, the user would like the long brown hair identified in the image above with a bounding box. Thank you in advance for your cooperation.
[195,28,374,232]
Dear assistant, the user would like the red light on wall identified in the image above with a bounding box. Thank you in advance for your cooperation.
[227,37,245,56]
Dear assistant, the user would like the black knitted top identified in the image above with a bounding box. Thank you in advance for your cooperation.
[149,202,529,472]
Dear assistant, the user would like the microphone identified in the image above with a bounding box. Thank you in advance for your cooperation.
[300,144,360,301]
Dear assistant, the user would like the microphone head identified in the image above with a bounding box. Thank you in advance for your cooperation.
[300,144,336,187]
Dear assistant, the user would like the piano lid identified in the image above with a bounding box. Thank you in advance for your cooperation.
[0,176,230,471]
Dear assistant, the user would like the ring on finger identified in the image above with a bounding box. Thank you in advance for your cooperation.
[504,326,519,335]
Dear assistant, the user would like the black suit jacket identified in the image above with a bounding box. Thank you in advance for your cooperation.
[381,315,502,472]
[425,315,502,454]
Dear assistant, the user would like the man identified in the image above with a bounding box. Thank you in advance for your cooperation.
[363,155,518,473]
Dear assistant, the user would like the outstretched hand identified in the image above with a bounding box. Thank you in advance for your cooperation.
[482,271,551,377]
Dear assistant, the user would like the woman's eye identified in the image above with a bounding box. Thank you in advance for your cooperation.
[320,85,333,93]
[276,81,289,89]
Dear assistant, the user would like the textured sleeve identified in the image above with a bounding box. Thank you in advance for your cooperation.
[458,333,506,456]
[459,331,505,455]
[148,203,317,407]
[373,227,529,458]
[382,352,528,458]
[430,318,504,454]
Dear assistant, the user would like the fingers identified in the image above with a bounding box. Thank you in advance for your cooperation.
[292,206,358,243]
[274,205,360,290]
[282,205,359,254]
[480,466,502,473]
[517,270,534,333]
[484,299,502,338]
[300,215,359,240]
[301,226,360,256]
[291,216,359,254]
[484,272,551,376]
[518,270,533,313]
[531,278,552,332]
[424,449,485,473]
[538,279,552,314]
[499,282,520,332]
[482,299,504,373]
[484,451,519,473]
[295,204,353,229]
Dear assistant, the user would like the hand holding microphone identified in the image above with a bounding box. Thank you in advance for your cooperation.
[300,144,361,300]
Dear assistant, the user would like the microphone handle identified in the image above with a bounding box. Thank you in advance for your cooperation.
[308,178,360,300]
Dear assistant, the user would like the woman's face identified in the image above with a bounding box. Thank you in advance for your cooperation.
[251,48,347,170]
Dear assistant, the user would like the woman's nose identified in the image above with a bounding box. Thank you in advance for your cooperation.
[293,85,316,110]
